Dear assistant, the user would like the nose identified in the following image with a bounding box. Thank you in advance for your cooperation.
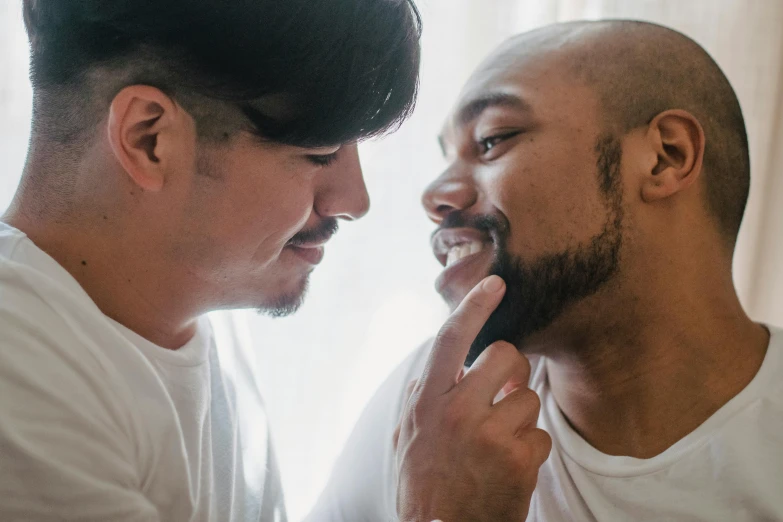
[314,144,370,221]
[421,166,478,224]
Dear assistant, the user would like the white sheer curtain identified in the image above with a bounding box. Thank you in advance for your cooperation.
[0,1,32,210]
[1,1,781,519]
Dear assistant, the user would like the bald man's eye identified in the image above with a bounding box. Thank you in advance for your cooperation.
[477,131,522,156]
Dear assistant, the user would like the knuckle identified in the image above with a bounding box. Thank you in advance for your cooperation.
[486,340,517,358]
[518,428,553,465]
[516,351,532,373]
[434,322,461,348]
[522,389,542,416]
[509,448,532,475]
[490,340,517,354]
[406,398,430,428]
[515,441,533,464]
[475,421,503,448]
[482,341,525,369]
[506,391,541,427]
[533,428,553,456]
[459,293,491,316]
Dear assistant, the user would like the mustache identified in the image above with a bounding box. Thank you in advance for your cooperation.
[288,218,339,246]
[432,212,510,244]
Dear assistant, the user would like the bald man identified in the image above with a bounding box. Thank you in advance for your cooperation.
[307,20,783,521]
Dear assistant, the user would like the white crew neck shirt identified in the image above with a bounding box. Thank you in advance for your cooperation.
[0,222,286,521]
[308,328,783,521]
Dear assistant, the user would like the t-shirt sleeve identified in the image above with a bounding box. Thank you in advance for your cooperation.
[304,341,433,522]
[0,314,161,521]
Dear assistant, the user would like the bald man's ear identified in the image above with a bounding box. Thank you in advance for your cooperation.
[641,109,705,203]
[107,85,195,193]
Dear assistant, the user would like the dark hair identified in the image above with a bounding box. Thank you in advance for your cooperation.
[22,0,422,147]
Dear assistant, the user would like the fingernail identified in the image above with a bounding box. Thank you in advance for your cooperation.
[482,275,504,293]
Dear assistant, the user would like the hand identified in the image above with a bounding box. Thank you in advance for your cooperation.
[395,275,551,522]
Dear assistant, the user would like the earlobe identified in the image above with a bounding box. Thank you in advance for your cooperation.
[640,110,705,203]
[107,86,180,193]
[641,172,677,202]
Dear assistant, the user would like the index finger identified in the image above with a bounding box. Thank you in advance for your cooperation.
[418,275,506,398]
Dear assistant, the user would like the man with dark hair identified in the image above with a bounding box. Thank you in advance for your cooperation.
[308,20,783,521]
[0,1,551,521]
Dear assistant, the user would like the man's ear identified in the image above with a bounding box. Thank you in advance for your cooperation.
[106,85,192,193]
[641,109,705,203]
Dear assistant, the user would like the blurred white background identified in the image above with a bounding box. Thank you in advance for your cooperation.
[2,1,782,519]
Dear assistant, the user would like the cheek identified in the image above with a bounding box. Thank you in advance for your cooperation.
[223,180,314,260]
[489,147,608,258]
[190,152,315,265]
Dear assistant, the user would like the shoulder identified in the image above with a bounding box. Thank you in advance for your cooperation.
[0,255,115,380]
[0,252,158,452]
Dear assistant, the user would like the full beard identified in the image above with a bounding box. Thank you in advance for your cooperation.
[465,213,622,365]
[464,134,624,366]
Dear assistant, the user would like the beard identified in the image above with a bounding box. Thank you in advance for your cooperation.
[257,276,309,318]
[256,217,338,318]
[463,135,624,366]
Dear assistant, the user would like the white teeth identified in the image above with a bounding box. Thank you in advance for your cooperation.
[445,241,484,267]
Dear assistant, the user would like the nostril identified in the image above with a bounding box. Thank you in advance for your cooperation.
[436,204,452,214]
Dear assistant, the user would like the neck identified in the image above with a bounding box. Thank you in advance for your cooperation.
[539,254,769,458]
[4,160,199,349]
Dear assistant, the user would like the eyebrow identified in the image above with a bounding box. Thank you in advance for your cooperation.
[456,92,531,127]
[438,92,531,156]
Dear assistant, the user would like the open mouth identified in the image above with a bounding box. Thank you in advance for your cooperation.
[431,227,496,302]
[432,227,494,268]
[445,240,487,267]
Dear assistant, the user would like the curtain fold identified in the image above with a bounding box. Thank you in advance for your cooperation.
[1,1,781,518]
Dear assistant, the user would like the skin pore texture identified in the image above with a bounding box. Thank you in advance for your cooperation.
[424,20,769,459]
[4,84,370,349]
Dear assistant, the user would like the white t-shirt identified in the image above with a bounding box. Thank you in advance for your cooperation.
[0,222,286,522]
[307,329,783,521]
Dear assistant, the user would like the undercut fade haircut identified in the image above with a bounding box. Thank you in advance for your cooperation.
[22,0,422,148]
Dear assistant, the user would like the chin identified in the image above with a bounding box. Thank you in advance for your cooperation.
[436,253,496,311]
[441,283,480,313]
[256,273,310,318]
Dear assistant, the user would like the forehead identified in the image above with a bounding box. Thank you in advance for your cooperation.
[441,47,601,139]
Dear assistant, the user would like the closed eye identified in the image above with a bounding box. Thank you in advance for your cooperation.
[306,151,339,167]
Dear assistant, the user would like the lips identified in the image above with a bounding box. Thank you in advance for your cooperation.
[286,244,325,265]
[431,227,496,302]
[285,224,336,266]
[431,227,493,267]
